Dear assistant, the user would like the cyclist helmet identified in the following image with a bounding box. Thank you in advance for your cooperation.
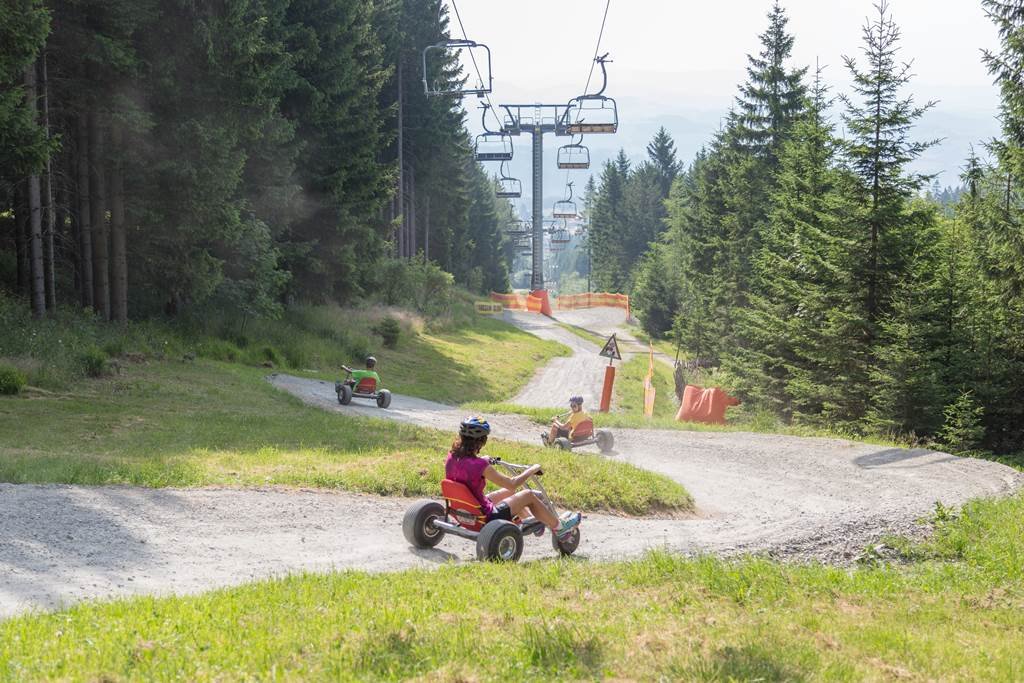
[459,416,491,439]
[569,395,584,407]
[366,356,377,368]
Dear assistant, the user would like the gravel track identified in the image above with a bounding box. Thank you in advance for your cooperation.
[2,309,1021,619]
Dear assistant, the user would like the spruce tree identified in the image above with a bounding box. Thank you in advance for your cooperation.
[733,1,808,165]
[840,0,937,327]
[646,126,680,196]
[726,68,866,424]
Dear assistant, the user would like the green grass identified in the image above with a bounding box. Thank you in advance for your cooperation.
[0,292,568,405]
[0,360,690,515]
[2,493,1022,680]
[614,353,680,420]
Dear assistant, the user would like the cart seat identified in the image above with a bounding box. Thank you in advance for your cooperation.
[571,418,594,441]
[355,377,377,394]
[441,479,487,531]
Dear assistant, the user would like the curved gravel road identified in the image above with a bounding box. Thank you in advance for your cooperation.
[1,309,1021,619]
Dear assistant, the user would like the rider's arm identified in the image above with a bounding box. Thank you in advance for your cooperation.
[483,464,539,490]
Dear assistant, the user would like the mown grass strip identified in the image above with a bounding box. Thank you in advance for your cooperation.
[0,361,690,515]
[2,494,1022,681]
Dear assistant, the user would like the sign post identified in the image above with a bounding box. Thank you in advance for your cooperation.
[598,334,621,413]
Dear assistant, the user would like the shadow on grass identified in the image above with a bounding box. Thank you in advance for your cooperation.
[678,644,810,682]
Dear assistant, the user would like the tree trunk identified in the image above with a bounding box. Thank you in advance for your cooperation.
[110,124,128,322]
[408,163,416,257]
[89,108,110,320]
[25,63,46,318]
[77,116,94,308]
[40,52,56,310]
[424,194,430,262]
[396,58,405,259]
[14,183,29,296]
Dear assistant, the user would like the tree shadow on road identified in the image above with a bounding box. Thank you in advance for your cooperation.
[854,448,958,469]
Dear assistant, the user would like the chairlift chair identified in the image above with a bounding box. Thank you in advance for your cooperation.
[422,40,493,97]
[507,220,530,237]
[557,137,591,169]
[475,132,513,161]
[496,162,522,198]
[562,55,618,135]
[553,182,578,219]
[551,228,571,245]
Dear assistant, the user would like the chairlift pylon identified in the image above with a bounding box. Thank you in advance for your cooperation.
[553,182,578,219]
[475,104,513,162]
[562,54,618,135]
[557,136,591,170]
[422,39,493,97]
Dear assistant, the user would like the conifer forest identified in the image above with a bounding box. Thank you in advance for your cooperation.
[3,0,1023,453]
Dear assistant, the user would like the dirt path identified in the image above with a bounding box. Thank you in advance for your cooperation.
[2,310,1021,619]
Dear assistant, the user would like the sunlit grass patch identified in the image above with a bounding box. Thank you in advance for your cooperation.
[0,360,690,515]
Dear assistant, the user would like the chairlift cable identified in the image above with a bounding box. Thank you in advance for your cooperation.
[582,0,612,101]
[449,0,502,130]
[562,0,612,198]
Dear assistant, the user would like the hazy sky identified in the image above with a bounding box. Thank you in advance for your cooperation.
[454,0,1004,194]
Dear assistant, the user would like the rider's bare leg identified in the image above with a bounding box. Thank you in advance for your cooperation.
[547,423,560,443]
[504,489,559,529]
[486,488,515,504]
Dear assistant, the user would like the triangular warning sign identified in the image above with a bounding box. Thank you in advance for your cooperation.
[599,333,621,360]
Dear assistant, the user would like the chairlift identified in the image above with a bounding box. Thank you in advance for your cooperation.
[475,104,513,162]
[496,162,522,198]
[507,219,530,236]
[422,40,493,97]
[557,136,591,169]
[562,54,618,135]
[552,182,578,219]
[551,228,571,245]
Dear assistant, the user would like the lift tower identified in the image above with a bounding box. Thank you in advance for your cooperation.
[498,104,572,291]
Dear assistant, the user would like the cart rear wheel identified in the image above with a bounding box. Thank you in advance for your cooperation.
[338,384,353,405]
[554,437,573,451]
[476,520,524,562]
[377,389,392,409]
[402,500,445,548]
[596,430,614,453]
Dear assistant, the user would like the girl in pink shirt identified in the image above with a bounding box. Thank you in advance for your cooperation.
[446,416,581,537]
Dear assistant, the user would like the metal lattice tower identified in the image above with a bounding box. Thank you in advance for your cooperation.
[500,103,574,291]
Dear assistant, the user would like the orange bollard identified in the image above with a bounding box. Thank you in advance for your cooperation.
[599,364,615,413]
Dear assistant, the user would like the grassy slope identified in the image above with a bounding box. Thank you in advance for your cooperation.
[0,360,691,515]
[2,494,1021,680]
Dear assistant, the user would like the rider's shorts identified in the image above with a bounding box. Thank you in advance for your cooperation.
[487,502,512,522]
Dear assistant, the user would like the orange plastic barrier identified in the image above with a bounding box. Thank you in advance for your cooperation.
[553,292,630,318]
[676,385,740,425]
[490,292,530,310]
[490,290,553,315]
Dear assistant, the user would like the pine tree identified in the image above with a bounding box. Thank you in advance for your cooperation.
[589,152,630,292]
[646,126,680,196]
[726,68,867,424]
[733,1,808,165]
[840,0,938,327]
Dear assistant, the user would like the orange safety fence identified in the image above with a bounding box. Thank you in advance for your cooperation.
[553,292,630,317]
[490,291,552,315]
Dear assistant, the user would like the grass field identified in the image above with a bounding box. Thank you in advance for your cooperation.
[0,360,691,515]
[0,293,569,405]
[1,492,1021,680]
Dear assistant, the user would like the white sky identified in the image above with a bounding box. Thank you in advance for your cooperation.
[455,0,1004,191]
